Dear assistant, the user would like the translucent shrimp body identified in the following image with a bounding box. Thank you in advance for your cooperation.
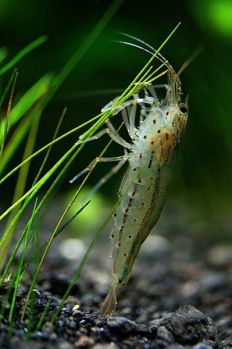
[101,66,188,315]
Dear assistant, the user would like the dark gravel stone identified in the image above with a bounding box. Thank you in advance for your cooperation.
[136,323,153,337]
[193,343,214,349]
[64,317,77,330]
[221,338,232,348]
[156,325,175,346]
[168,305,218,345]
[199,273,227,292]
[106,316,138,336]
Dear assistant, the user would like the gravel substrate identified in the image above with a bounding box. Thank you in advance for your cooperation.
[0,231,231,348]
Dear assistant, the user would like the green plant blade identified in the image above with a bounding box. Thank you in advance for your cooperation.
[0,36,47,77]
[0,74,53,142]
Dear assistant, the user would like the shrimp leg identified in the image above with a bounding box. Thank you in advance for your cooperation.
[70,154,128,183]
[78,125,132,150]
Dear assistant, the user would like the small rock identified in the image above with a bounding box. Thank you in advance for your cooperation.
[59,341,74,349]
[216,316,232,329]
[72,304,81,315]
[64,317,77,329]
[143,343,153,349]
[136,323,152,337]
[59,238,86,260]
[42,321,54,333]
[74,335,95,348]
[207,244,232,267]
[156,325,174,345]
[193,343,214,349]
[221,338,232,348]
[107,316,138,336]
[141,235,171,257]
[169,305,218,345]
[199,272,227,292]
[92,343,119,349]
[36,331,50,340]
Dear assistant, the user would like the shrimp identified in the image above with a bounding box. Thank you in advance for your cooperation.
[101,45,188,316]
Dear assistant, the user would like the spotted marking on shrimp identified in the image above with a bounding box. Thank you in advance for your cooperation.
[148,156,153,169]
[101,45,188,316]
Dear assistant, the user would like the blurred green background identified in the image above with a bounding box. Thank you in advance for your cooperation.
[0,0,231,238]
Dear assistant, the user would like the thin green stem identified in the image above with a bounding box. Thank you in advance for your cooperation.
[21,135,115,319]
[8,201,37,324]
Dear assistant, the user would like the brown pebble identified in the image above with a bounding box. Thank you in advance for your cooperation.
[74,335,94,348]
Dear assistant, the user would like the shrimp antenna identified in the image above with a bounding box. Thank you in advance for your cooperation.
[117,32,165,61]
[116,32,176,76]
[116,31,182,101]
[115,38,175,81]
[177,45,203,76]
[114,38,166,70]
[117,32,158,53]
[116,40,155,57]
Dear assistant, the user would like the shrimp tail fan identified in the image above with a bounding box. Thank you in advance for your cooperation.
[101,285,118,316]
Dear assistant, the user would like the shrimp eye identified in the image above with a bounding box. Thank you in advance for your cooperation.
[178,103,188,113]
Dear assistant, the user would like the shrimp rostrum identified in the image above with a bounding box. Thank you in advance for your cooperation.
[101,48,188,316]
